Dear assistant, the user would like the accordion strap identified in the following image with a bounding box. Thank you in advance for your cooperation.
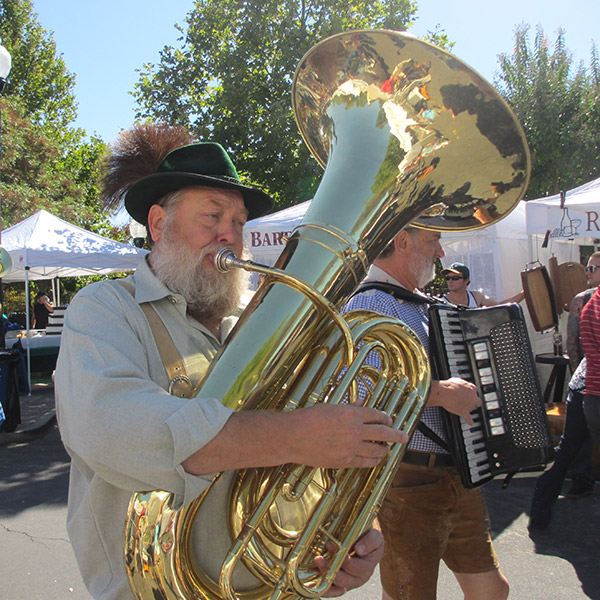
[416,422,452,453]
[353,281,451,453]
[353,281,440,305]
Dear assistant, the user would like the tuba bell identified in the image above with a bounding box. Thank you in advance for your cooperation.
[124,30,530,600]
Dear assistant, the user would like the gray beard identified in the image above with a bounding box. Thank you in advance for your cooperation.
[409,252,436,289]
[150,238,248,322]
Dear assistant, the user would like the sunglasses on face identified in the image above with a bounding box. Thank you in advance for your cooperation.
[586,265,599,273]
[445,275,464,281]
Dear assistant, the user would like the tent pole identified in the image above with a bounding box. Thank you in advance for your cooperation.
[52,276,60,305]
[24,266,31,396]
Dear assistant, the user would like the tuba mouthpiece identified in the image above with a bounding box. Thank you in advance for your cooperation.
[214,247,238,273]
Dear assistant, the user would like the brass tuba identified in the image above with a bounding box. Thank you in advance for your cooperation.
[124,30,530,600]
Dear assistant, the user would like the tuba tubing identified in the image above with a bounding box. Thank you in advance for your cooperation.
[124,29,531,600]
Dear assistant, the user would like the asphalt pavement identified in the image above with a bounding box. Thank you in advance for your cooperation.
[1,385,599,599]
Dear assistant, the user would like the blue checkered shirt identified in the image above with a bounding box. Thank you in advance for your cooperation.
[343,265,449,453]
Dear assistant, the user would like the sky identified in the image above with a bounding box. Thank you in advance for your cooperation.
[30,0,600,144]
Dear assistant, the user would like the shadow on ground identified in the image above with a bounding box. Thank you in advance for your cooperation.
[483,473,600,600]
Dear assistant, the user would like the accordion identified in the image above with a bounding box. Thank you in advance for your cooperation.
[429,303,554,488]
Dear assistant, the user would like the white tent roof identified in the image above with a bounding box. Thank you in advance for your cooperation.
[525,176,600,240]
[245,199,530,300]
[245,199,527,255]
[2,209,148,282]
[244,200,311,263]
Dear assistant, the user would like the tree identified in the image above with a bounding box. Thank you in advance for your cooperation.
[0,0,129,315]
[133,0,419,208]
[0,0,111,230]
[1,94,110,229]
[0,0,77,128]
[496,24,600,199]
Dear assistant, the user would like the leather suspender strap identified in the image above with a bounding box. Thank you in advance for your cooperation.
[139,303,194,399]
[114,279,194,398]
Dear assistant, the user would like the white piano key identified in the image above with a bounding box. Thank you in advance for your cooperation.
[466,448,487,461]
[465,445,486,458]
[462,428,484,442]
[470,465,492,481]
[461,420,481,430]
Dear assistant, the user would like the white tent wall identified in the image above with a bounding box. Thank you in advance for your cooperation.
[245,200,533,301]
[244,199,579,397]
[526,176,600,241]
[445,201,529,299]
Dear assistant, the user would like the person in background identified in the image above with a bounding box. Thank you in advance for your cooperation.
[562,258,600,498]
[528,252,600,530]
[344,228,509,600]
[32,291,54,329]
[442,262,525,308]
[580,269,600,448]
[55,122,407,600]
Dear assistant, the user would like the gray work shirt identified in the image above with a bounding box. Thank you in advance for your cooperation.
[55,257,236,599]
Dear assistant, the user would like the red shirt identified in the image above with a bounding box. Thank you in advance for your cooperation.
[580,286,600,396]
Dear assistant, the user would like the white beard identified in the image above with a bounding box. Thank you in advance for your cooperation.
[409,252,436,289]
[150,233,248,322]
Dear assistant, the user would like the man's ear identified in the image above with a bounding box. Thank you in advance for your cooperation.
[393,230,411,253]
[147,204,167,243]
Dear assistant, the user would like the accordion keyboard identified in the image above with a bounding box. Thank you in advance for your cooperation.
[436,309,498,484]
[430,303,554,488]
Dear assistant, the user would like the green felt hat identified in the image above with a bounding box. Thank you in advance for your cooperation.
[125,142,273,225]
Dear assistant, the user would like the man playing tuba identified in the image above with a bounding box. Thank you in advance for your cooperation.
[55,122,408,600]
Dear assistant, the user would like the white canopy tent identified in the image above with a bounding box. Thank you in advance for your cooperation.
[244,198,579,362]
[244,200,311,267]
[2,209,148,283]
[2,209,148,389]
[525,176,600,243]
[245,199,532,301]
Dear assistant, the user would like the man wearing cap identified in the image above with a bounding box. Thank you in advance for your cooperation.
[442,262,525,308]
[55,123,406,600]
